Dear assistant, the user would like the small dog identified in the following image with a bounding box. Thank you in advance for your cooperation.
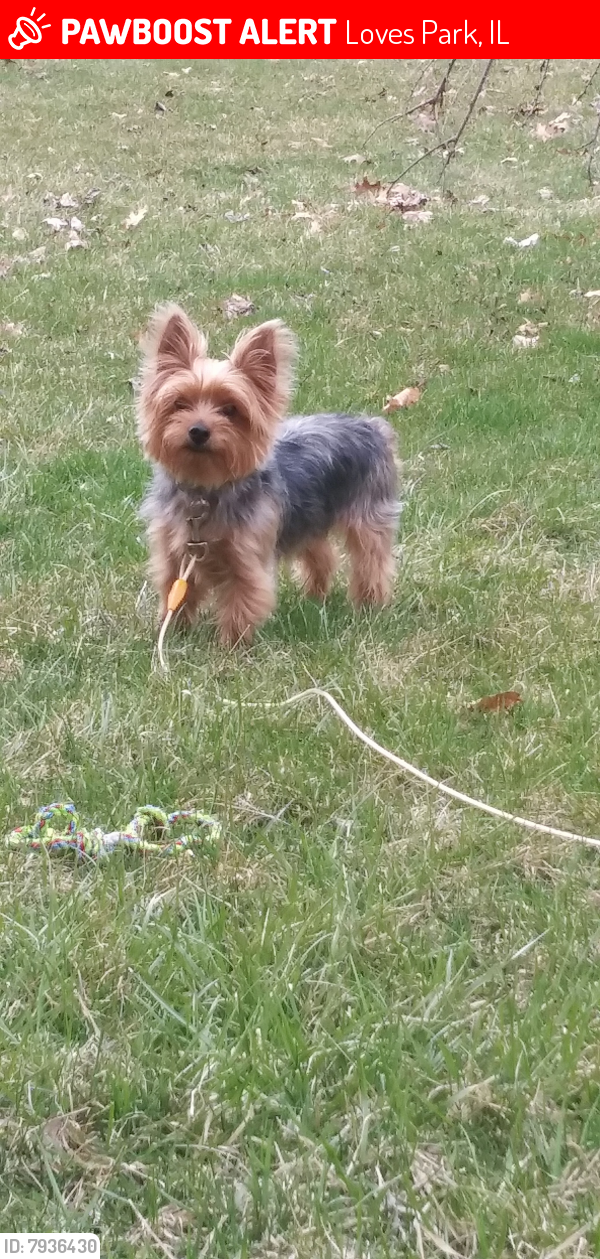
[137,304,400,646]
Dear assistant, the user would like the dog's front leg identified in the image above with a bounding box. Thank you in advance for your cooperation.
[213,535,277,646]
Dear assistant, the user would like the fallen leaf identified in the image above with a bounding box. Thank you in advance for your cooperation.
[469,690,522,713]
[504,233,539,248]
[70,216,83,232]
[58,192,78,208]
[221,293,255,320]
[83,188,101,205]
[224,211,250,222]
[584,289,600,298]
[154,101,167,115]
[0,320,23,336]
[44,216,67,232]
[538,187,554,199]
[535,113,570,141]
[513,334,539,349]
[518,289,536,303]
[123,205,147,229]
[383,386,421,413]
[500,156,519,164]
[385,182,428,212]
[0,257,14,278]
[28,246,46,262]
[11,227,27,242]
[65,230,86,251]
[343,153,367,164]
[312,137,332,148]
[354,176,382,196]
[469,194,490,206]
[403,210,433,225]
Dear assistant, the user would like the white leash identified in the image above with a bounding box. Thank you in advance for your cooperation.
[227,686,600,851]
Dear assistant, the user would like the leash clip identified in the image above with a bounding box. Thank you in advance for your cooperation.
[187,501,210,559]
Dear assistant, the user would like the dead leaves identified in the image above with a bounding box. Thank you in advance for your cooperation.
[535,112,570,141]
[44,216,67,232]
[355,177,429,215]
[383,386,422,414]
[43,213,86,249]
[512,319,547,350]
[386,183,429,212]
[221,293,255,320]
[354,176,382,196]
[354,177,433,227]
[123,205,147,229]
[469,691,522,714]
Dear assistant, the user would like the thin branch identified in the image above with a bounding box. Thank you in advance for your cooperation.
[387,61,493,189]
[362,60,455,151]
[387,139,448,190]
[582,110,600,186]
[442,60,494,166]
[518,58,551,119]
[573,59,600,105]
[421,58,457,118]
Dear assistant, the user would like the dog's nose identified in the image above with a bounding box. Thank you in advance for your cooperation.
[188,424,210,448]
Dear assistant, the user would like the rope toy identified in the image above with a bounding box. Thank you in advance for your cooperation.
[4,802,221,859]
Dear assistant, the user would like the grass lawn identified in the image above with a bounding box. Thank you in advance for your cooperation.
[2,56,600,1257]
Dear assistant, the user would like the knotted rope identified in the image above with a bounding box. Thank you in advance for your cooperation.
[4,802,221,859]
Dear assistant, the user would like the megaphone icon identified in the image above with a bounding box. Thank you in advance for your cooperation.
[8,8,50,48]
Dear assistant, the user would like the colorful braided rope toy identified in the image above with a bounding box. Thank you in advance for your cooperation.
[4,802,221,859]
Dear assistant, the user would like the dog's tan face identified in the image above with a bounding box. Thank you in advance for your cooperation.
[137,305,297,487]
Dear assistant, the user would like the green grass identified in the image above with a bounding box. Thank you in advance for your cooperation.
[2,57,600,1256]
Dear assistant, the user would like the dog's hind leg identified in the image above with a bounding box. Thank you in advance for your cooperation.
[297,537,338,599]
[343,517,396,606]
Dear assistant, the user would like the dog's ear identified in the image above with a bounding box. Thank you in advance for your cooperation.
[143,303,207,368]
[229,319,297,414]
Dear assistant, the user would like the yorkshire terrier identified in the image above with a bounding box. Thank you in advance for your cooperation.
[137,304,400,646]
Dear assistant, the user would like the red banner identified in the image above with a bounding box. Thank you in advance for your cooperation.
[4,0,600,58]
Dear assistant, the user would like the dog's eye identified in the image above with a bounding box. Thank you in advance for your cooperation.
[219,403,240,421]
[172,397,192,412]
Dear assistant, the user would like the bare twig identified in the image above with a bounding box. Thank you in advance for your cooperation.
[363,60,455,150]
[573,59,600,105]
[419,58,457,118]
[518,58,551,119]
[582,110,600,186]
[387,60,493,189]
[442,60,494,167]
